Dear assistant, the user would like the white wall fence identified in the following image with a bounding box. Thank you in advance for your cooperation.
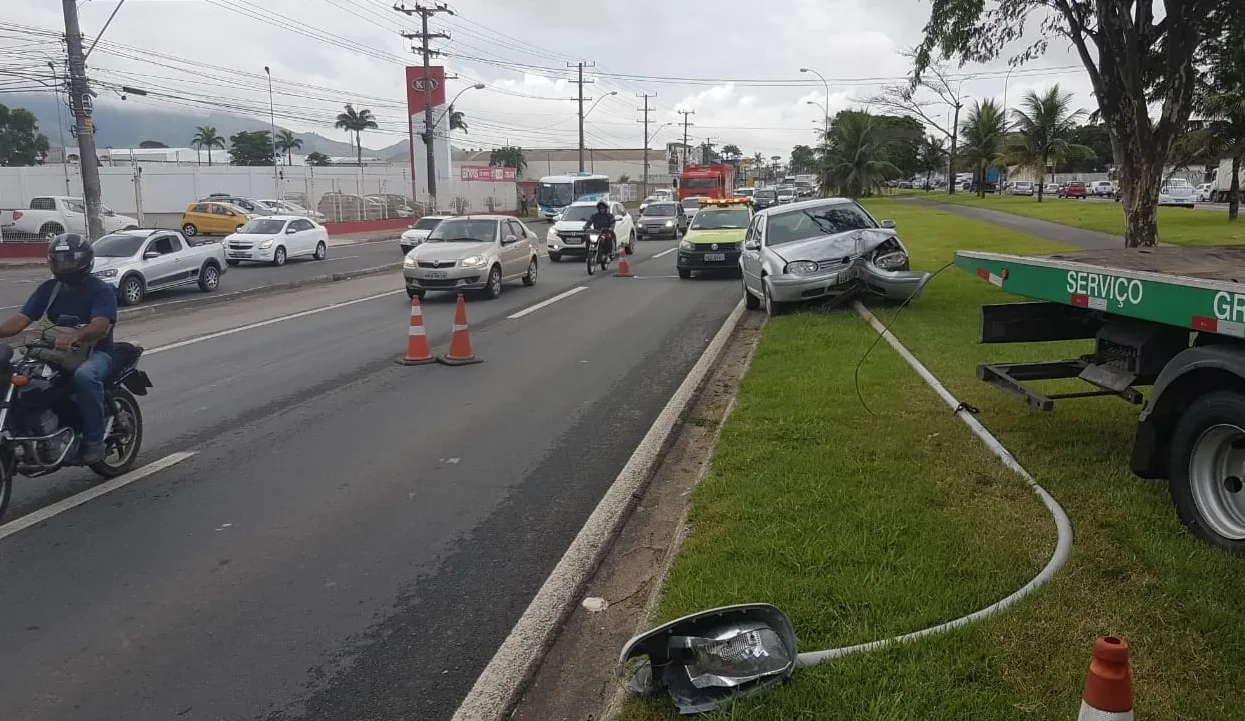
[0,165,516,225]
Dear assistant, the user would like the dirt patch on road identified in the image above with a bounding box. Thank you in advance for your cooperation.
[508,310,764,721]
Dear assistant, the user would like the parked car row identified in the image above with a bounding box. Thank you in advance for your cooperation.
[1,196,139,239]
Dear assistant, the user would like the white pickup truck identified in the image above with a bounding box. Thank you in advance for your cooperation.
[0,196,139,240]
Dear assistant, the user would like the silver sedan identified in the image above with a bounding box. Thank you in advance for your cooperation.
[739,198,931,315]
[402,215,540,300]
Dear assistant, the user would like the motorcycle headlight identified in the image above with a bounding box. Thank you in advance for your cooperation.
[665,220,674,227]
[873,251,908,270]
[460,254,487,267]
[93,268,118,278]
[679,239,694,250]
[589,233,599,242]
[403,256,417,268]
[784,260,820,276]
[259,239,274,249]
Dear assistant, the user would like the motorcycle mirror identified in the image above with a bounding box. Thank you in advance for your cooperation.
[618,602,798,715]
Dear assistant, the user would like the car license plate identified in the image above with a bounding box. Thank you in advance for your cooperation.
[563,236,583,245]
[704,253,726,262]
[424,270,448,279]
[228,251,249,258]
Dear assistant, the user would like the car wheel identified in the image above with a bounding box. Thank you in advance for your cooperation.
[227,259,241,267]
[628,230,636,254]
[182,223,198,236]
[407,287,425,299]
[272,246,287,266]
[522,257,538,286]
[484,265,503,299]
[743,277,761,310]
[677,268,692,279]
[313,241,327,260]
[549,252,561,263]
[119,274,145,306]
[763,280,785,317]
[198,264,221,292]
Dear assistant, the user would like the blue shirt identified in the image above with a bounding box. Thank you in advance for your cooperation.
[20,278,118,355]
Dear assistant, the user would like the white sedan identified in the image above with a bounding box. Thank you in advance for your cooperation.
[225,215,330,266]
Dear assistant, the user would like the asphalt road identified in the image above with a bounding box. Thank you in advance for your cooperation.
[0,237,404,312]
[0,235,743,720]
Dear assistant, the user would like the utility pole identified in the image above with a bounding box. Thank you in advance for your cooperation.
[567,61,596,172]
[62,0,104,240]
[636,92,655,194]
[398,2,452,213]
[678,109,695,173]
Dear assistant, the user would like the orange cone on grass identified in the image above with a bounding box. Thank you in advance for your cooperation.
[614,242,634,278]
[396,294,435,365]
[438,293,482,365]
[1078,637,1133,721]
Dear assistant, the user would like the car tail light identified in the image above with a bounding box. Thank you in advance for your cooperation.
[12,211,22,221]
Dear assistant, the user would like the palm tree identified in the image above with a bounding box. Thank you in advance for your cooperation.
[304,151,332,166]
[274,129,302,165]
[1005,86,1093,201]
[917,135,948,190]
[958,99,1009,198]
[1195,33,1245,220]
[333,103,378,167]
[817,110,901,199]
[190,126,225,166]
[448,105,468,134]
[488,145,527,176]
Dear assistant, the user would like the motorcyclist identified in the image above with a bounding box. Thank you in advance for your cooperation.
[583,200,616,259]
[0,233,118,465]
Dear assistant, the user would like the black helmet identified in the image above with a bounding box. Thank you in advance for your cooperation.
[596,200,608,211]
[48,233,94,284]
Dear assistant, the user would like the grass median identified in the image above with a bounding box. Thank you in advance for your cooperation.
[916,191,1245,247]
[621,199,1243,721]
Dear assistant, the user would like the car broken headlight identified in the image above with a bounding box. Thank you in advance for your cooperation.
[784,260,819,276]
[873,251,908,270]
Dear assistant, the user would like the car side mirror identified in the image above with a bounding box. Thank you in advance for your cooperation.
[553,214,563,222]
[744,239,760,250]
[286,227,298,234]
[503,234,518,244]
[143,250,160,260]
[880,219,896,229]
[615,214,625,221]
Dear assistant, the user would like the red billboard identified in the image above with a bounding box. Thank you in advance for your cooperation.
[405,66,447,113]
[460,164,517,182]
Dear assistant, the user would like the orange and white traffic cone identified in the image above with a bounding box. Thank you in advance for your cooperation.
[396,295,436,365]
[614,245,634,278]
[438,293,482,365]
[1078,637,1133,721]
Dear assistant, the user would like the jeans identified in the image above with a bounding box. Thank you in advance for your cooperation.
[72,351,113,449]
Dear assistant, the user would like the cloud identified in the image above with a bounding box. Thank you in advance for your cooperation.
[2,0,1101,162]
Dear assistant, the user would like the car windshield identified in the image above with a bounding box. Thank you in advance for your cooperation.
[755,190,776,199]
[413,216,443,231]
[239,218,287,234]
[537,182,574,207]
[681,199,701,210]
[691,209,751,230]
[426,219,496,242]
[765,203,875,246]
[642,204,676,217]
[91,233,147,257]
[560,205,598,222]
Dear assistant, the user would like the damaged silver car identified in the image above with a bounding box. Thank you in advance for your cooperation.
[739,198,931,315]
[618,603,799,715]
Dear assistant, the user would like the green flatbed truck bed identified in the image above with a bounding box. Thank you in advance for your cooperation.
[954,246,1245,556]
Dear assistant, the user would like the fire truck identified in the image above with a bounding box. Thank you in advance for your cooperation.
[678,163,736,201]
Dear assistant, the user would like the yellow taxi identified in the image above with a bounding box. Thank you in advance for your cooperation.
[180,201,257,237]
[676,197,753,279]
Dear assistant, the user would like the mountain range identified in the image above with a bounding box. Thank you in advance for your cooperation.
[3,93,413,161]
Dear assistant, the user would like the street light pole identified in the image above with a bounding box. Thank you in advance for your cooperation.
[264,66,279,199]
[800,67,830,155]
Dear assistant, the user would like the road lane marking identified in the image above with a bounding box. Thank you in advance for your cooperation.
[0,451,197,542]
[319,255,359,263]
[452,299,747,721]
[147,290,406,355]
[506,286,588,320]
[652,247,677,259]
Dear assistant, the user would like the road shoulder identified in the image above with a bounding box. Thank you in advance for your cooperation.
[508,311,764,721]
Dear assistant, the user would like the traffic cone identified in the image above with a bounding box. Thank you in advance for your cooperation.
[396,295,436,365]
[614,246,634,278]
[438,293,482,365]
[1078,637,1133,721]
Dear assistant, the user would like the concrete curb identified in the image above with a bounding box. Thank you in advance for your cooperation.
[450,299,748,721]
[117,262,401,321]
[0,259,48,270]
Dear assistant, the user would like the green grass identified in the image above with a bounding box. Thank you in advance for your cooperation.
[620,200,1244,721]
[921,192,1245,247]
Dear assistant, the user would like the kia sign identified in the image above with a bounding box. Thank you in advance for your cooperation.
[461,165,517,182]
[411,76,440,94]
[406,65,450,204]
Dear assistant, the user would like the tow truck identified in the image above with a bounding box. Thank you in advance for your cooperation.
[676,197,752,279]
[957,245,1245,554]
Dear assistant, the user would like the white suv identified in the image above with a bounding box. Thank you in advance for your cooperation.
[545,200,635,261]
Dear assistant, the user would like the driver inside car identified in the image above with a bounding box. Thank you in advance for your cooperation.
[0,233,119,465]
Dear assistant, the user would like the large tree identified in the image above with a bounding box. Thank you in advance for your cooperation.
[873,114,926,179]
[818,110,902,199]
[227,130,275,166]
[913,0,1239,247]
[1006,85,1094,201]
[274,129,302,165]
[959,99,1009,198]
[1059,124,1112,173]
[1194,19,1245,220]
[304,151,332,166]
[333,103,378,167]
[0,103,50,166]
[191,126,225,166]
[789,144,816,175]
[488,145,527,176]
[917,134,949,189]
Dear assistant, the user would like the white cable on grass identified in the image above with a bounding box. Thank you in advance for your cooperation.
[795,302,1074,667]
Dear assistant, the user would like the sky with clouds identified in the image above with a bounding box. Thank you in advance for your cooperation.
[4,0,1100,158]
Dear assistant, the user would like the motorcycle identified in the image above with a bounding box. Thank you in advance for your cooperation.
[0,317,151,519]
[586,228,616,276]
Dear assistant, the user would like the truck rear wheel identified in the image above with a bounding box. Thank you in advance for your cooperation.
[1168,390,1245,555]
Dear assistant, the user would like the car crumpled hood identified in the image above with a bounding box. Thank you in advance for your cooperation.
[770,227,932,302]
[410,241,494,261]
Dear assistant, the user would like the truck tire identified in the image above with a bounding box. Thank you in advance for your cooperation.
[1167,390,1245,555]
[40,222,64,237]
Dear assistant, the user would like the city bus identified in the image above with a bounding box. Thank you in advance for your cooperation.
[536,172,611,220]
